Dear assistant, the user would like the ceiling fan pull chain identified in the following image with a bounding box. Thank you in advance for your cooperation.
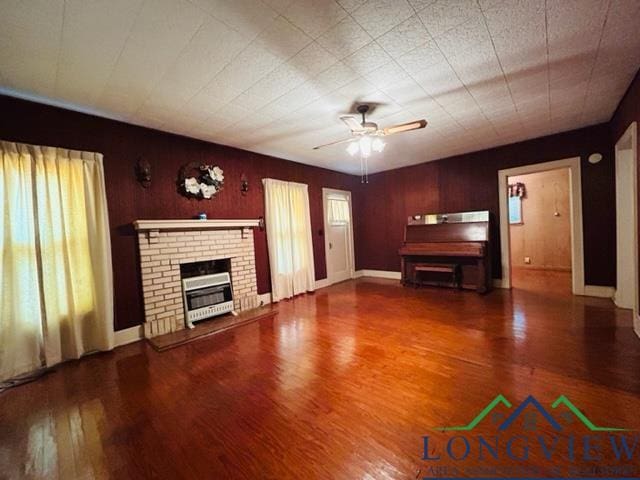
[364,151,369,184]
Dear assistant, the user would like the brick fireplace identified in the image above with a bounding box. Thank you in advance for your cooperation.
[134,219,261,338]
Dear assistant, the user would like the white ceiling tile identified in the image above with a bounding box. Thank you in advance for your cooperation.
[337,0,368,13]
[151,18,250,102]
[343,42,392,75]
[283,0,347,39]
[317,17,372,58]
[288,42,338,77]
[257,16,312,60]
[315,62,360,94]
[262,0,295,14]
[381,76,427,105]
[364,61,408,89]
[351,0,415,39]
[271,81,323,112]
[0,0,64,96]
[408,0,437,10]
[434,16,492,60]
[337,76,379,99]
[191,0,278,39]
[55,0,144,104]
[482,0,545,71]
[242,63,307,104]
[98,0,204,116]
[214,41,284,93]
[258,100,293,120]
[401,95,443,116]
[376,15,431,58]
[447,48,502,88]
[231,90,273,111]
[418,0,481,38]
[413,62,464,98]
[397,40,445,76]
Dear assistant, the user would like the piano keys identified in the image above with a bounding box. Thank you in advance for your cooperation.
[398,210,492,293]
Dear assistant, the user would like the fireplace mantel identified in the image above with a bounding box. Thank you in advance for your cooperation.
[134,219,261,231]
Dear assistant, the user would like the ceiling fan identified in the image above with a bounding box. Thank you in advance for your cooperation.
[312,104,427,183]
[312,104,427,152]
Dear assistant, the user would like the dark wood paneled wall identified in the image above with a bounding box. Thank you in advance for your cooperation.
[610,68,640,292]
[353,124,616,287]
[0,95,360,331]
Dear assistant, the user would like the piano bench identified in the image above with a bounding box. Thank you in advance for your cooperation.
[413,263,461,289]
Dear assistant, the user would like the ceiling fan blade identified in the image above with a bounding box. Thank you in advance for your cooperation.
[382,119,427,136]
[312,137,355,150]
[340,115,365,132]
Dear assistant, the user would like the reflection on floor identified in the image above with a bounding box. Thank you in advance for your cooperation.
[511,266,572,294]
[0,278,638,479]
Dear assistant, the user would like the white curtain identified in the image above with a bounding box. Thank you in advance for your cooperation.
[263,179,315,301]
[0,141,113,382]
[327,197,350,224]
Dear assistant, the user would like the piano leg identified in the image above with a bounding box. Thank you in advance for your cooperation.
[400,257,407,286]
[476,257,488,294]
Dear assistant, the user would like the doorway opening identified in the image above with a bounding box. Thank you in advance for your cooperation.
[323,188,355,286]
[498,157,584,294]
[614,122,638,331]
[507,168,572,293]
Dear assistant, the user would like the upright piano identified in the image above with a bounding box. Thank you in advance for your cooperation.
[398,210,492,293]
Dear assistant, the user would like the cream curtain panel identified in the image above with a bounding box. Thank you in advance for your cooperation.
[0,141,113,382]
[327,198,350,224]
[263,179,315,302]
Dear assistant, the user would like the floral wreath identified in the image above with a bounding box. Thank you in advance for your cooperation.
[179,163,224,199]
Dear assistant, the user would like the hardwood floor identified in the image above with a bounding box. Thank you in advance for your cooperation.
[1,278,639,479]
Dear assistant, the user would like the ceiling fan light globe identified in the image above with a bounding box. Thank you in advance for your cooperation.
[372,138,385,152]
[347,141,359,156]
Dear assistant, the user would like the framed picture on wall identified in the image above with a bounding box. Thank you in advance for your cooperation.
[508,195,523,224]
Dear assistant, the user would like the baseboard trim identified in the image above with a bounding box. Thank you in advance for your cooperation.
[355,269,402,280]
[258,292,272,306]
[257,277,332,306]
[493,279,509,289]
[114,325,143,347]
[582,285,615,298]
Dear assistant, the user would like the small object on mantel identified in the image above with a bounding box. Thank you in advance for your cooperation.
[147,305,278,352]
[198,212,207,220]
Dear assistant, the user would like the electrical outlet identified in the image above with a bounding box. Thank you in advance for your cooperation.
[524,257,531,264]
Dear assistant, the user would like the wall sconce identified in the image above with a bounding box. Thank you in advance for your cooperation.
[240,173,249,196]
[135,158,151,188]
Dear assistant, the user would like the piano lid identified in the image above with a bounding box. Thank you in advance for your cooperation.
[408,210,489,225]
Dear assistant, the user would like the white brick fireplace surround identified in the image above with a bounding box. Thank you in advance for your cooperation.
[134,219,261,338]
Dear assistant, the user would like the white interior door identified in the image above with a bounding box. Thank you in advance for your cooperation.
[615,147,637,310]
[323,189,355,285]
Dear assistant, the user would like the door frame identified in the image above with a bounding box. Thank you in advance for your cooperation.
[497,157,585,294]
[322,188,356,285]
[614,121,638,326]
